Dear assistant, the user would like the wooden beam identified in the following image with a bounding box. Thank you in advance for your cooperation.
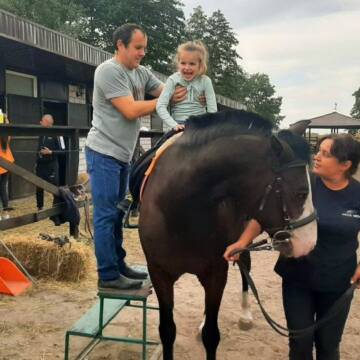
[0,157,60,196]
[0,200,88,231]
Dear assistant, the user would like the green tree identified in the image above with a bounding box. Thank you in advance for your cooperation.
[351,87,360,119]
[75,0,186,74]
[239,73,283,127]
[0,0,85,37]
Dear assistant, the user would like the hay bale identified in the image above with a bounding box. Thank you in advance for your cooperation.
[0,235,92,282]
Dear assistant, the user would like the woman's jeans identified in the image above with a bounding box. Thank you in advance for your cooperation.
[282,281,353,360]
[86,147,129,281]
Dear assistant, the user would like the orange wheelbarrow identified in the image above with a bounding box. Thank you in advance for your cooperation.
[0,257,32,296]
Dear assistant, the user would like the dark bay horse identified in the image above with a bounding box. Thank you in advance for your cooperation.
[138,110,317,360]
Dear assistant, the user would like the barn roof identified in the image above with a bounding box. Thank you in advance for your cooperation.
[291,111,360,129]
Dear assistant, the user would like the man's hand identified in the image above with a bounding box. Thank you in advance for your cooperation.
[40,147,52,155]
[351,264,360,289]
[198,93,206,107]
[171,85,187,104]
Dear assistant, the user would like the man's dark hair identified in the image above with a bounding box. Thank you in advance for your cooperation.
[318,133,360,177]
[113,23,146,50]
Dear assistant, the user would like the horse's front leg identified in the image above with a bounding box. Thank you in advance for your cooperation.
[148,264,178,360]
[197,260,228,360]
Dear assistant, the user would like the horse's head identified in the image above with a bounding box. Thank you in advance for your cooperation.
[254,121,317,258]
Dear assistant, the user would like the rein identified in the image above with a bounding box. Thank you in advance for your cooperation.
[236,257,357,338]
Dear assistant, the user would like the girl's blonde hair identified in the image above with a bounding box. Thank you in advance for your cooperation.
[175,40,208,75]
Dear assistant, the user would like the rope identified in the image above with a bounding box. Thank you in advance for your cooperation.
[239,264,357,338]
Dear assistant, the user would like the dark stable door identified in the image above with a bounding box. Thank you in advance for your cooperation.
[7,95,41,199]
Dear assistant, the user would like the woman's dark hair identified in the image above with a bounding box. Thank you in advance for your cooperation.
[318,134,360,177]
[0,136,9,151]
[113,23,146,50]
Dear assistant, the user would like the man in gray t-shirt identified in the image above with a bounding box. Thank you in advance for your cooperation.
[86,24,166,290]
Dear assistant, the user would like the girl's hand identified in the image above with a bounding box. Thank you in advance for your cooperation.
[223,241,247,262]
[173,124,185,131]
[351,264,360,289]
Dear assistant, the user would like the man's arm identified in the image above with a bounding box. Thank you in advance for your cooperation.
[148,83,164,98]
[111,95,157,120]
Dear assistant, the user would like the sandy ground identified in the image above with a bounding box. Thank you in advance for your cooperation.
[0,195,360,360]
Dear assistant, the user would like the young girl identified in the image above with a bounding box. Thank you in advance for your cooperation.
[156,41,217,129]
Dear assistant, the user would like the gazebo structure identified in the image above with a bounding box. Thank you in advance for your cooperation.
[291,111,360,148]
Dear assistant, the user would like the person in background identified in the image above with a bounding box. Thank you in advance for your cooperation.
[224,134,360,360]
[156,40,217,129]
[35,114,64,216]
[0,114,14,218]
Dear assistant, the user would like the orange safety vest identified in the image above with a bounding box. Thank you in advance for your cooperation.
[0,141,14,175]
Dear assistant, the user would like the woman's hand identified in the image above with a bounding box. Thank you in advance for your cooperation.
[351,264,360,289]
[223,241,247,262]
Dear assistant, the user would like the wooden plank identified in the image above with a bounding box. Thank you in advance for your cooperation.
[0,157,60,196]
[0,200,87,231]
[70,298,127,335]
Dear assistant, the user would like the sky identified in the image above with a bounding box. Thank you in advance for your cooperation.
[181,0,360,127]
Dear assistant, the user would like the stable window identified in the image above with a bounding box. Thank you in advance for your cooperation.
[5,70,38,98]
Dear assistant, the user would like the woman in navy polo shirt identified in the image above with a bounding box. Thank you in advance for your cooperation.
[224,133,360,360]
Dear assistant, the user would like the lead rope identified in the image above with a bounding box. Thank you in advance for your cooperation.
[237,258,357,338]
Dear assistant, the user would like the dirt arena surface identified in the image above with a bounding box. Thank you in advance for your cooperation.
[0,195,360,359]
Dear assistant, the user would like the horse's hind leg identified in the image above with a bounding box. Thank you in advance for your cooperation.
[237,251,253,330]
[149,265,178,360]
[197,261,228,360]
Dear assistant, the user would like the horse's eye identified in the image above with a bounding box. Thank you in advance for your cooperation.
[296,193,308,201]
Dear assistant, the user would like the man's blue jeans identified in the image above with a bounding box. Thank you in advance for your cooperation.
[86,146,129,281]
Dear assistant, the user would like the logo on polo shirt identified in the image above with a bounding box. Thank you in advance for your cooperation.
[341,209,360,218]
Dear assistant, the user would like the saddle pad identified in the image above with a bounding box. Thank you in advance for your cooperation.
[129,129,182,205]
[140,132,183,201]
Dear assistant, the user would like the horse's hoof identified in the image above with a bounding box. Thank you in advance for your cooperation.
[238,311,253,330]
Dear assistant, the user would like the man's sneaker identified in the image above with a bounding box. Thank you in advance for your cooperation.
[121,265,148,280]
[98,274,143,290]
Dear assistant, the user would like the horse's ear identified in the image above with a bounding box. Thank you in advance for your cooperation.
[270,135,294,163]
[289,120,311,136]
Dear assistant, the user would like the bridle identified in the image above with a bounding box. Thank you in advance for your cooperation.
[257,159,317,251]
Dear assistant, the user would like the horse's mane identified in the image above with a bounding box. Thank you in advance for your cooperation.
[183,110,273,146]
